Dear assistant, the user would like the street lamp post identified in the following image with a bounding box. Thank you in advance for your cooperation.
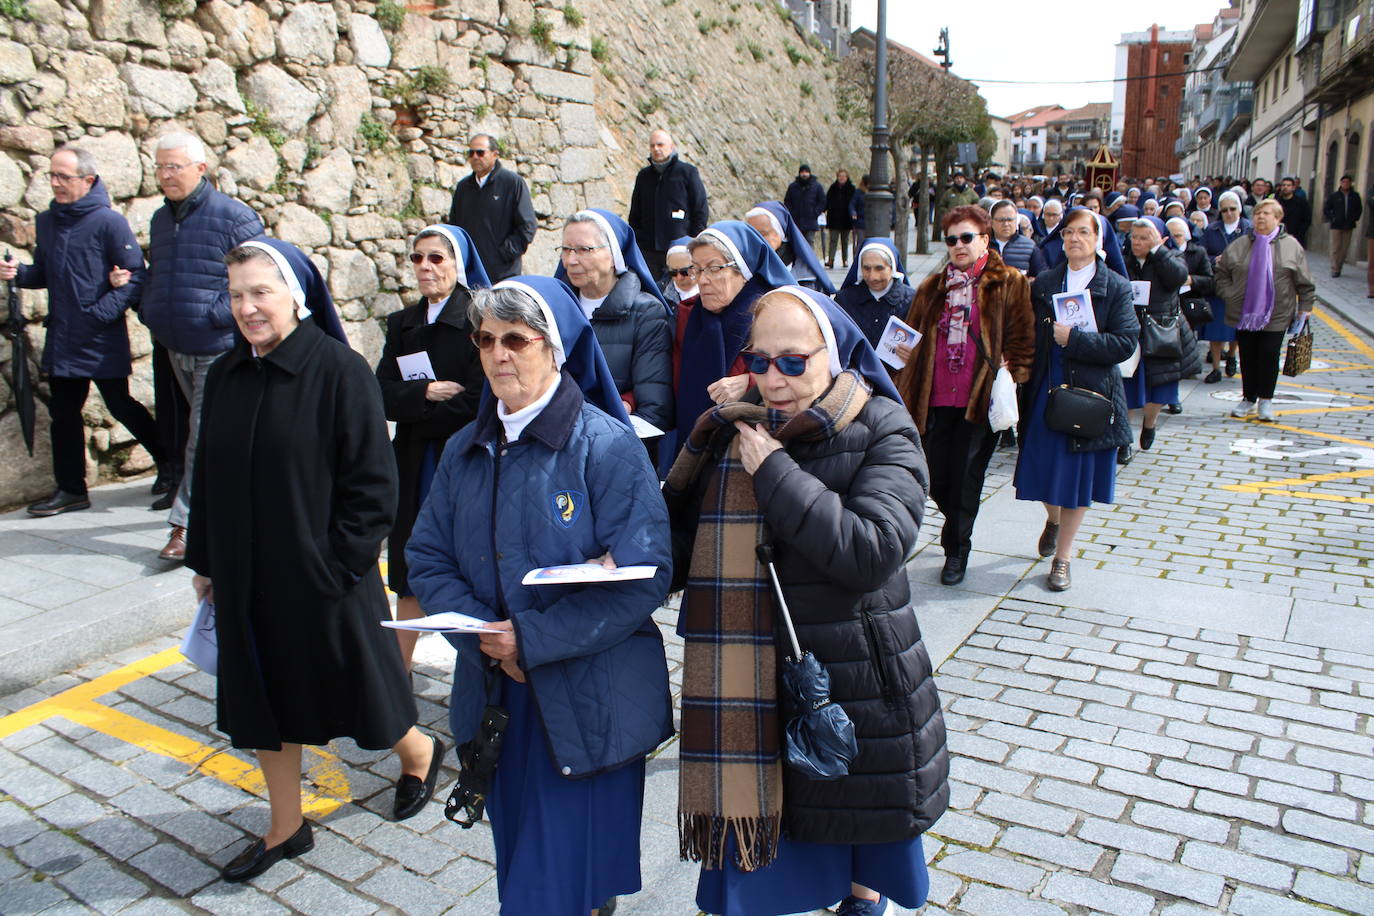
[864,0,893,241]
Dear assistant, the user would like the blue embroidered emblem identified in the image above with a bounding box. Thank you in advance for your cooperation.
[552,490,584,528]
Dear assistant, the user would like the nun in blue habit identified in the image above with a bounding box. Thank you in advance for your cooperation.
[188,238,438,883]
[745,200,837,294]
[676,220,796,434]
[1039,208,1130,279]
[406,276,672,916]
[834,237,915,349]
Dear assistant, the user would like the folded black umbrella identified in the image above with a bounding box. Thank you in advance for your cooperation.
[4,252,34,456]
[757,543,858,780]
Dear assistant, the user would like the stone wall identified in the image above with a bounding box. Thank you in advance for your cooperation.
[0,0,854,506]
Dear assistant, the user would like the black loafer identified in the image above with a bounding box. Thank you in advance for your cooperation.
[151,491,174,511]
[27,489,91,517]
[1165,403,1182,415]
[150,464,175,495]
[940,555,967,586]
[1140,426,1156,450]
[1117,445,1133,466]
[394,734,444,821]
[1204,368,1222,384]
[221,820,312,883]
[1225,355,1238,377]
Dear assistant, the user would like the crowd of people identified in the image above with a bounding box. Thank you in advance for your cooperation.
[1,127,1339,915]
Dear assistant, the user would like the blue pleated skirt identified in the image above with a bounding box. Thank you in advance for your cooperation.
[396,443,441,599]
[1014,347,1117,508]
[1124,368,1179,409]
[696,832,929,916]
[488,679,646,914]
[1197,297,1236,342]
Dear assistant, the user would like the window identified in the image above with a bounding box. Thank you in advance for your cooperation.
[1158,118,1167,130]
[1163,51,1171,62]
[1283,55,1291,90]
[1030,142,1038,159]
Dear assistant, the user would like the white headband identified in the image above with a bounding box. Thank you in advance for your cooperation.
[698,228,752,281]
[572,210,625,275]
[667,243,690,258]
[1166,216,1192,236]
[417,225,468,289]
[1218,191,1242,209]
[857,242,903,280]
[241,241,310,319]
[744,207,784,242]
[492,280,566,368]
[770,285,842,379]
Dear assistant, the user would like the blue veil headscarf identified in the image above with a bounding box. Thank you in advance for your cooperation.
[1037,208,1130,278]
[838,237,906,291]
[415,224,492,291]
[746,200,836,294]
[484,276,631,428]
[769,285,903,403]
[553,208,670,315]
[676,221,794,432]
[239,238,348,344]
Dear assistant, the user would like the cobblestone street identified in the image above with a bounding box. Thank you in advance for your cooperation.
[1,271,1372,914]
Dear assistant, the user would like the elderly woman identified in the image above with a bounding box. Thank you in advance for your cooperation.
[406,276,672,915]
[1168,215,1216,321]
[896,205,1034,585]
[1121,216,1199,463]
[666,284,946,916]
[187,240,438,881]
[1199,191,1250,382]
[1037,197,1064,240]
[1214,199,1315,422]
[376,225,489,667]
[675,220,795,433]
[834,237,914,348]
[555,208,674,433]
[1015,208,1138,591]
[745,200,837,294]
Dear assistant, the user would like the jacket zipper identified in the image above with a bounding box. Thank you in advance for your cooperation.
[861,610,895,704]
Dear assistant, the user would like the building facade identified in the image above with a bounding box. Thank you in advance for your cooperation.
[1177,9,1251,182]
[1045,103,1113,177]
[1114,25,1195,177]
[783,0,850,56]
[1008,105,1066,175]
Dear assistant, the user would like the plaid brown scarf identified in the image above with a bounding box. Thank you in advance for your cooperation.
[668,371,870,872]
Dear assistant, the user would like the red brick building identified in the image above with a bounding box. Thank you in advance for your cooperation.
[1115,24,1195,178]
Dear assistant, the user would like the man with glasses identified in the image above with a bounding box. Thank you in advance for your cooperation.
[139,132,263,561]
[0,146,166,517]
[628,129,710,283]
[988,199,1046,278]
[446,134,537,281]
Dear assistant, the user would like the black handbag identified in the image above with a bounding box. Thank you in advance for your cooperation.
[1045,383,1113,439]
[1141,309,1185,360]
[1180,298,1213,329]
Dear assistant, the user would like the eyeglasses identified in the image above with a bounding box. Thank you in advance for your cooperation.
[555,245,607,257]
[471,331,546,351]
[741,346,826,377]
[154,163,191,175]
[409,252,448,265]
[944,232,983,247]
[1219,206,1239,212]
[49,172,85,183]
[667,267,694,278]
[992,216,1017,224]
[689,262,739,278]
[467,149,492,158]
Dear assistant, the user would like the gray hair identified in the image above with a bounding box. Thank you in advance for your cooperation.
[469,133,501,155]
[686,233,736,265]
[54,146,98,178]
[564,211,611,248]
[467,286,553,341]
[223,243,286,284]
[413,227,455,258]
[156,132,207,163]
[1042,198,1064,214]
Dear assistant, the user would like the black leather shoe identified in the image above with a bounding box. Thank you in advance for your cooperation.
[394,734,444,821]
[1225,355,1238,377]
[1037,522,1059,558]
[27,489,91,518]
[1117,445,1134,466]
[940,555,967,586]
[221,820,312,883]
[1204,368,1222,384]
[150,464,174,495]
[1140,426,1156,450]
[1165,403,1182,415]
[151,491,174,511]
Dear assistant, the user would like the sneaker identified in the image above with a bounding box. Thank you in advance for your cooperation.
[1204,368,1222,384]
[27,489,91,517]
[1256,399,1276,422]
[1231,399,1256,418]
[836,895,890,916]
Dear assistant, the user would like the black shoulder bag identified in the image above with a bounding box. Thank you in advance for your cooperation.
[1044,275,1115,440]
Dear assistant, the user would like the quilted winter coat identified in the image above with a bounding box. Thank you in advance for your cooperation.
[406,372,674,777]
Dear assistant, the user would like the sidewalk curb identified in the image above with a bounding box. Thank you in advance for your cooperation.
[1315,289,1374,343]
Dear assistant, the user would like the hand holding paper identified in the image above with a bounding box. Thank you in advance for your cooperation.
[381,611,503,633]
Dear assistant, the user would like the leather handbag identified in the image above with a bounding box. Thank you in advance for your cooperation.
[1282,327,1313,377]
[1141,309,1184,360]
[1180,298,1213,328]
[1045,383,1113,439]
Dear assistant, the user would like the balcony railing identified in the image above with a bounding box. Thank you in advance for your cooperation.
[1197,101,1222,137]
[1219,96,1254,143]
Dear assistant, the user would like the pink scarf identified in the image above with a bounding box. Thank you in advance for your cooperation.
[941,253,987,372]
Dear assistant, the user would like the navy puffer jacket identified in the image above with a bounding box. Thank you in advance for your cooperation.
[15,179,146,378]
[141,182,263,355]
[588,271,674,430]
[406,373,674,777]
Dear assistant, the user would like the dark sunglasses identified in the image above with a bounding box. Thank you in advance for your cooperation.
[667,267,694,278]
[944,232,982,247]
[409,252,448,265]
[471,331,545,351]
[741,346,825,377]
[467,149,491,157]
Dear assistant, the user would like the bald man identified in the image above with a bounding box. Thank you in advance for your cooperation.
[628,129,709,280]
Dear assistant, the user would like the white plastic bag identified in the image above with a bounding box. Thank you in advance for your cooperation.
[180,598,218,675]
[1117,343,1141,379]
[987,366,1019,432]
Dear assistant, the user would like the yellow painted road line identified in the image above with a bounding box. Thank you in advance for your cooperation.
[0,648,352,816]
[1273,405,1374,416]
[1230,418,1374,450]
[1274,379,1374,401]
[1223,467,1374,492]
[1314,306,1374,364]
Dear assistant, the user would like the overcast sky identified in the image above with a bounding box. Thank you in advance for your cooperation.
[850,1,1231,119]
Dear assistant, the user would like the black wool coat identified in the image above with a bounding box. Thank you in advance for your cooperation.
[375,291,486,594]
[446,161,537,281]
[186,319,416,751]
[1126,246,1201,388]
[666,395,949,844]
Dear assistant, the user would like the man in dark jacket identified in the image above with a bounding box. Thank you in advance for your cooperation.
[140,132,263,561]
[990,200,1047,277]
[1277,177,1311,248]
[1,147,165,517]
[445,133,537,281]
[1322,174,1363,277]
[783,163,826,248]
[627,130,710,281]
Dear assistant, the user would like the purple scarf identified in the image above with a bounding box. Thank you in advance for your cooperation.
[1238,227,1280,331]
